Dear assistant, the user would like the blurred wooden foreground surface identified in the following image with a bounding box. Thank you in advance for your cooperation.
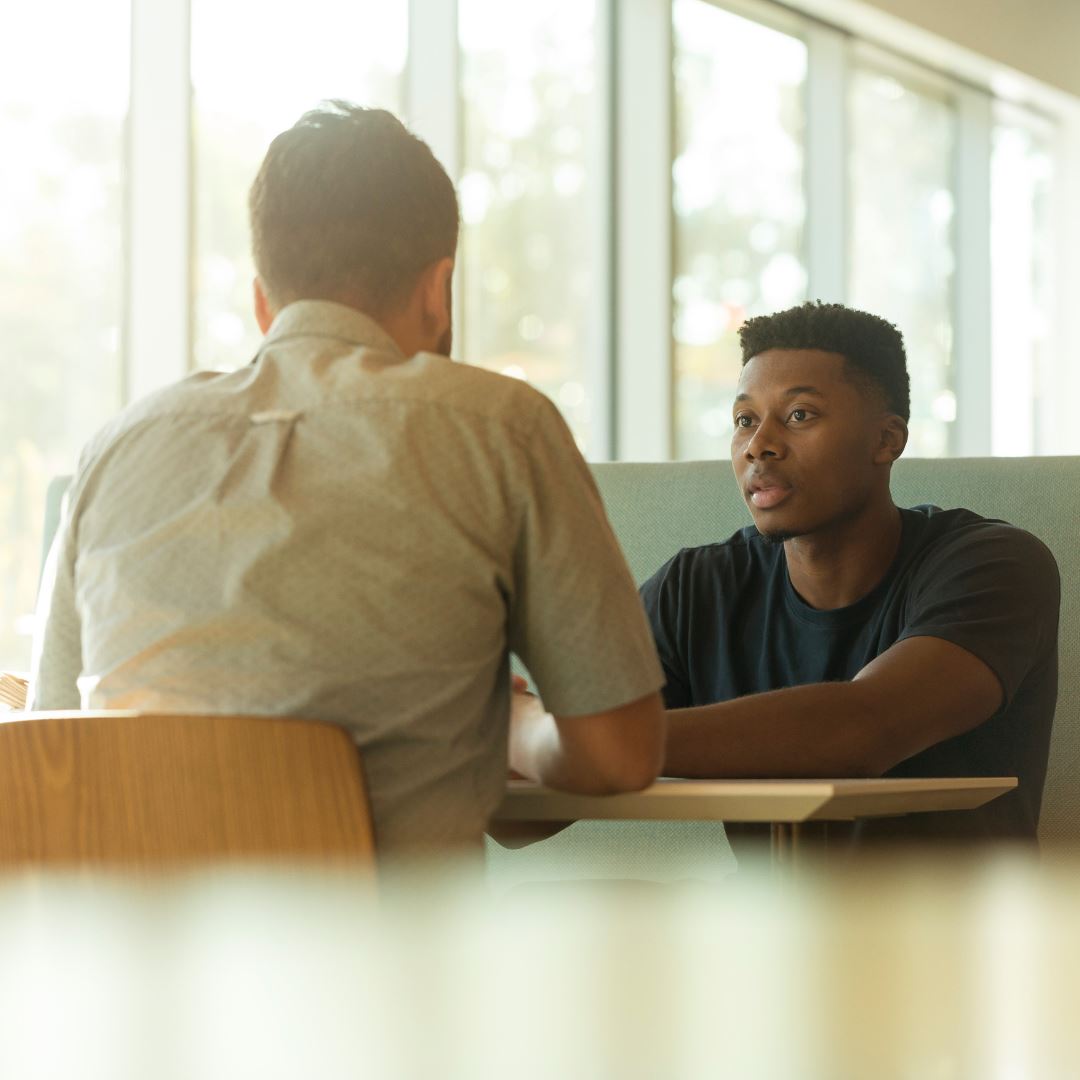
[0,711,376,866]
[0,857,1077,1079]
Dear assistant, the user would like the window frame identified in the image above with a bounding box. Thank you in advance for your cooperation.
[125,0,191,402]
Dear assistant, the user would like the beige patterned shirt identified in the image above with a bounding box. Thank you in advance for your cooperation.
[30,301,663,852]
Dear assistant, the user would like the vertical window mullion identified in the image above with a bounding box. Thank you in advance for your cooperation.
[405,0,461,355]
[1048,111,1080,453]
[405,0,460,180]
[125,0,191,403]
[588,0,617,461]
[614,0,672,461]
[804,21,848,305]
[954,86,992,457]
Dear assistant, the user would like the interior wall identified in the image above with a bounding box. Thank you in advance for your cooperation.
[852,0,1080,98]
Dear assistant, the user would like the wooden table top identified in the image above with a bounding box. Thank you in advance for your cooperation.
[493,776,1018,824]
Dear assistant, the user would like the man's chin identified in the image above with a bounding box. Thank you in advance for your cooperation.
[751,516,804,544]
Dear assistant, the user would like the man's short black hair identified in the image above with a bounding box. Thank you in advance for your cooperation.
[249,101,459,315]
[738,301,911,423]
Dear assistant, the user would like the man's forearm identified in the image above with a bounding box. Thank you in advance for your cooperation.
[664,680,887,779]
[510,691,664,794]
[665,635,1006,780]
[510,701,589,790]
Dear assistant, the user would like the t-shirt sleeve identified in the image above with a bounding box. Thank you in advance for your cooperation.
[506,395,664,717]
[898,522,1060,706]
[639,554,692,709]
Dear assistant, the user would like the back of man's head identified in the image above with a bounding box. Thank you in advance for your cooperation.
[249,102,459,317]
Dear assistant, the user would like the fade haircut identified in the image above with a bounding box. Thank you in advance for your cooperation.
[249,102,459,315]
[738,301,911,423]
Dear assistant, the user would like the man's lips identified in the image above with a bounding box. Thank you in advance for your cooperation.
[746,476,792,509]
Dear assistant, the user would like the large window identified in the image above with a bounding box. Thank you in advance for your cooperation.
[191,0,406,371]
[0,1,128,670]
[848,59,957,458]
[2,0,1075,668]
[672,0,807,460]
[459,0,600,453]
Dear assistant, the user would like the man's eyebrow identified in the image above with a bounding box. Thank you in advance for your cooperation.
[734,385,825,404]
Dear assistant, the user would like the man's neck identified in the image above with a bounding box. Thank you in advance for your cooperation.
[782,498,903,611]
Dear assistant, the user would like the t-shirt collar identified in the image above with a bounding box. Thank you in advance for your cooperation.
[781,508,915,626]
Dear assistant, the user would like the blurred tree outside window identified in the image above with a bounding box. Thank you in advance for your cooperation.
[672,0,807,462]
[849,63,956,458]
[0,2,128,671]
[458,0,599,454]
[191,0,406,373]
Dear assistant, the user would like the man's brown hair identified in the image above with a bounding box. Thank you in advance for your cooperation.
[249,102,459,315]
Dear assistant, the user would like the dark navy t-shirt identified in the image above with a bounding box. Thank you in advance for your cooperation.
[640,506,1060,844]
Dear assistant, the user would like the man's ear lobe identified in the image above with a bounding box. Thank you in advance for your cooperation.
[254,278,274,334]
[425,256,454,321]
[875,416,909,464]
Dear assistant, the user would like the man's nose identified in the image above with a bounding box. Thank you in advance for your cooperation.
[743,417,785,461]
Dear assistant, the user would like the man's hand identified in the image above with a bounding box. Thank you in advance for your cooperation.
[508,675,538,780]
[509,681,665,795]
[493,674,665,848]
[492,674,572,845]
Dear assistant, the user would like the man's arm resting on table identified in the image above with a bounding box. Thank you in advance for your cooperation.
[663,635,1003,779]
[510,689,666,794]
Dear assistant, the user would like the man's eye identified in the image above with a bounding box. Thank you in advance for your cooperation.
[734,415,753,428]
[789,408,809,422]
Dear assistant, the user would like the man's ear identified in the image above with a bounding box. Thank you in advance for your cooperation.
[874,415,909,465]
[420,256,454,332]
[253,277,275,334]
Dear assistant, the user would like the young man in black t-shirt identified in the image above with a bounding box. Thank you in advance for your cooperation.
[640,301,1059,845]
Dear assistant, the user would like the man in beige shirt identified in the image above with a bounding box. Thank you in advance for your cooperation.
[30,103,665,855]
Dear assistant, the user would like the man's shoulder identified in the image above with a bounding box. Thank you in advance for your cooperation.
[76,370,232,473]
[646,524,775,591]
[902,504,1058,571]
[418,353,558,422]
[679,523,768,562]
[897,506,1060,615]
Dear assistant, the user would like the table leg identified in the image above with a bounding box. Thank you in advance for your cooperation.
[770,822,802,864]
[770,821,786,863]
[770,821,831,877]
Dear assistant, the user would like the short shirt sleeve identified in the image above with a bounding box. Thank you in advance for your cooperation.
[506,395,664,716]
[639,553,693,709]
[898,521,1060,706]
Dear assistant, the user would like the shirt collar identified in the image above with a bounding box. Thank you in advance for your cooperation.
[261,300,406,360]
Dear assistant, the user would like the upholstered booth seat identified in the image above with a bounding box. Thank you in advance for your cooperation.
[488,457,1078,885]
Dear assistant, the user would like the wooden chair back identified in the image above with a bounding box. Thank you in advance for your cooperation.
[0,711,376,867]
